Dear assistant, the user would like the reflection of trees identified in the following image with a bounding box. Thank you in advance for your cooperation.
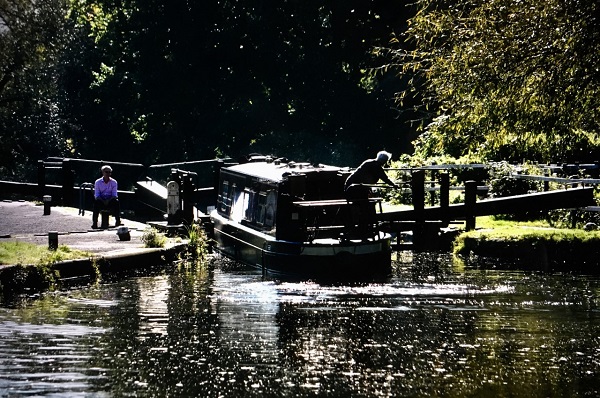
[91,265,285,396]
[86,265,217,395]
[86,263,600,397]
[86,272,143,393]
[0,294,110,395]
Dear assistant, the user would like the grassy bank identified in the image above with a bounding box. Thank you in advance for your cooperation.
[0,241,92,266]
[454,216,600,269]
[0,242,96,299]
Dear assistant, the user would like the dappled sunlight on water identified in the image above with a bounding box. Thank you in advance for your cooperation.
[0,255,598,397]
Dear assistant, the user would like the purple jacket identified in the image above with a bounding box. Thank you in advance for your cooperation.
[94,177,118,200]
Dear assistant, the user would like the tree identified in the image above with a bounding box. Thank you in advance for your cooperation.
[63,0,415,166]
[391,0,600,162]
[0,0,70,178]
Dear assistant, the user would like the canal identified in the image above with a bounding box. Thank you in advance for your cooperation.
[0,254,599,397]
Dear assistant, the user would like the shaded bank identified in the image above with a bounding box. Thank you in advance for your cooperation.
[0,242,188,301]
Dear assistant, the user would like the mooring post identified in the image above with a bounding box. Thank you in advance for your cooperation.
[167,169,182,228]
[439,172,450,227]
[48,231,58,251]
[43,195,52,215]
[465,180,477,231]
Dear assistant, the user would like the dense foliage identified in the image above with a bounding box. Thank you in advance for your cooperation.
[3,0,600,180]
[391,0,600,162]
[0,0,71,177]
[1,0,416,179]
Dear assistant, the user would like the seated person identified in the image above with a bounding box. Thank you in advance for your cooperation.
[92,165,121,228]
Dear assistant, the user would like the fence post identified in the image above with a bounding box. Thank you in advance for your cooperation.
[62,159,75,206]
[465,180,477,231]
[37,160,46,199]
[182,173,195,225]
[439,172,450,227]
[411,170,425,248]
[428,170,436,206]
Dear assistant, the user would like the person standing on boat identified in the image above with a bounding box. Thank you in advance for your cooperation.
[92,165,121,229]
[344,150,398,200]
[344,151,397,237]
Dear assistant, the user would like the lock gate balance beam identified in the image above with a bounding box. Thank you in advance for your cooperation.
[376,186,595,224]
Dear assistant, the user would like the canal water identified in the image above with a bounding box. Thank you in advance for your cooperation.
[0,254,599,397]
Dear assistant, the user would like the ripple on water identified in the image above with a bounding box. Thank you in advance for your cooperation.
[0,263,598,397]
[0,293,111,397]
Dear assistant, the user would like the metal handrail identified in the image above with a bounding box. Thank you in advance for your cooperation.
[78,182,94,216]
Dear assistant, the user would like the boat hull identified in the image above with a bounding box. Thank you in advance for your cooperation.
[211,211,392,279]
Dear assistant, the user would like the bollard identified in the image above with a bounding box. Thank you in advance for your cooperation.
[48,231,58,250]
[43,195,52,215]
[167,177,182,226]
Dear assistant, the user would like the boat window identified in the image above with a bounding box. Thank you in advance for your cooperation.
[256,192,267,226]
[243,190,257,223]
[230,188,247,223]
[264,190,277,228]
[219,180,230,213]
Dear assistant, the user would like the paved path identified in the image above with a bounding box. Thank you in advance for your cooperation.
[0,200,153,255]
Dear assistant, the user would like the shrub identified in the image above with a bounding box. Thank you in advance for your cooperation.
[141,227,167,248]
[185,223,209,259]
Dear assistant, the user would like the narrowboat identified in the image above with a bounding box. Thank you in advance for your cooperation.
[209,156,392,279]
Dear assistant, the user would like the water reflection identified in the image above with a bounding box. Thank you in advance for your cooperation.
[137,276,170,337]
[0,297,110,396]
[0,256,598,397]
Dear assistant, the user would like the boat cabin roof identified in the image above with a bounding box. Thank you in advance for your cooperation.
[223,160,345,183]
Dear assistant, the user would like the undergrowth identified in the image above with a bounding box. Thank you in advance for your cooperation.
[184,223,209,260]
[141,227,167,248]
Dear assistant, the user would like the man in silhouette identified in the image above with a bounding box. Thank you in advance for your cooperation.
[344,151,397,238]
[344,150,397,200]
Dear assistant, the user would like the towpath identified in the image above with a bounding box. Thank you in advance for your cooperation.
[0,200,159,257]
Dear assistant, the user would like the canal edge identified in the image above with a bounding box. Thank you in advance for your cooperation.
[0,242,189,298]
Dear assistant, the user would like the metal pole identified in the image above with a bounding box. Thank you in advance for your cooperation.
[439,173,450,227]
[411,170,425,248]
